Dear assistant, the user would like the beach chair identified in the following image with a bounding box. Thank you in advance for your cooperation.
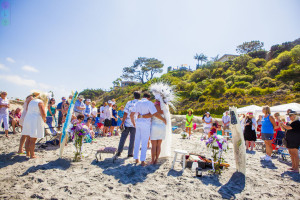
[271,131,290,160]
[95,147,117,163]
[38,116,61,144]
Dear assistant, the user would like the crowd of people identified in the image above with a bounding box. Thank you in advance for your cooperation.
[183,106,299,173]
[0,90,299,172]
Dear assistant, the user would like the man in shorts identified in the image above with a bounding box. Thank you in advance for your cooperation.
[103,100,113,136]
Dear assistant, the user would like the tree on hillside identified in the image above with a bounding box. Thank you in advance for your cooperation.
[236,40,264,54]
[112,78,122,87]
[121,57,164,84]
[211,54,220,62]
[194,53,208,68]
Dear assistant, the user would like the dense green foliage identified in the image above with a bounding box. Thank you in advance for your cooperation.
[80,39,300,116]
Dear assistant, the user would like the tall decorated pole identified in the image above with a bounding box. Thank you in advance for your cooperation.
[59,91,78,158]
[229,106,246,174]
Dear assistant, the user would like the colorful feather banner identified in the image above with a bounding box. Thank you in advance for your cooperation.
[59,91,78,158]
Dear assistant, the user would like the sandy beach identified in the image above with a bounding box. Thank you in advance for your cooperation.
[0,115,299,200]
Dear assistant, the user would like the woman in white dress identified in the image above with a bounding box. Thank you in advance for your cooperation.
[18,94,34,154]
[22,93,47,158]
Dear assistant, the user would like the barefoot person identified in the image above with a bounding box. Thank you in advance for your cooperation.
[280,111,300,173]
[130,92,166,166]
[0,91,10,138]
[22,93,47,158]
[18,93,38,154]
[116,91,141,157]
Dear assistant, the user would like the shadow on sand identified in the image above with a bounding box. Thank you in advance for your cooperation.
[0,152,29,169]
[260,160,278,169]
[218,172,246,199]
[92,158,164,185]
[281,171,300,183]
[21,158,71,176]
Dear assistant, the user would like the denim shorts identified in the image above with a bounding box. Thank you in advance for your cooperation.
[261,133,273,140]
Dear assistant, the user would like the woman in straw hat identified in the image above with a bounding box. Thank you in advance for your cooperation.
[17,92,39,154]
[22,92,48,158]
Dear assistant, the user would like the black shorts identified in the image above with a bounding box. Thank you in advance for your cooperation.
[104,119,112,127]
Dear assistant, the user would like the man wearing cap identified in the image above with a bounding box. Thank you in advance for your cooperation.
[103,100,113,135]
[222,111,231,135]
[116,91,141,157]
[74,95,86,117]
[84,99,92,120]
[57,97,66,130]
[130,92,166,166]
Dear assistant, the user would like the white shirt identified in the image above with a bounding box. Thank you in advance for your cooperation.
[132,98,157,125]
[0,97,9,115]
[204,116,212,128]
[103,105,112,119]
[222,115,230,125]
[100,106,104,118]
[124,99,139,127]
[91,107,98,118]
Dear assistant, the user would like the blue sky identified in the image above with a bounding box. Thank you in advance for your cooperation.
[0,0,299,100]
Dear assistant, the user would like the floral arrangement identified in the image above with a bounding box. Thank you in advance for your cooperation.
[206,135,228,174]
[70,121,89,161]
[181,132,188,139]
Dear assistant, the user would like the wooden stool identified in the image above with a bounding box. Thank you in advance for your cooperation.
[171,149,188,171]
[95,147,117,163]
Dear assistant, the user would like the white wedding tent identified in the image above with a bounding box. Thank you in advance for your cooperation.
[270,103,300,114]
[236,105,262,115]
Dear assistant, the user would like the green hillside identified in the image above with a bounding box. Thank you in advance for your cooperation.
[80,39,300,117]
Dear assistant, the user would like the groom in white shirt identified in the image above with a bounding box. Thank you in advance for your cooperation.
[130,92,166,166]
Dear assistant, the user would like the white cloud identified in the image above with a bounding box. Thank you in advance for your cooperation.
[0,75,37,87]
[0,63,9,71]
[22,65,39,73]
[6,57,15,63]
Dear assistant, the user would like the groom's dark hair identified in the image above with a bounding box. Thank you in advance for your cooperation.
[133,91,141,99]
[143,92,151,99]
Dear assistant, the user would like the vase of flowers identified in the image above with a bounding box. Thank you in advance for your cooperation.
[206,135,228,174]
[70,122,89,162]
[181,132,188,139]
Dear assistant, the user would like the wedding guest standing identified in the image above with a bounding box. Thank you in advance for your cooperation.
[57,97,66,130]
[47,98,56,126]
[116,91,140,157]
[74,95,86,117]
[244,112,256,151]
[280,111,300,173]
[84,99,92,119]
[22,93,47,158]
[185,109,194,139]
[260,106,276,161]
[117,106,125,127]
[111,104,118,135]
[18,93,36,154]
[0,91,10,138]
[222,111,230,135]
[203,112,212,138]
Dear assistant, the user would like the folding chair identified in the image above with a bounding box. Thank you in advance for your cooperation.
[272,131,290,160]
[38,116,61,144]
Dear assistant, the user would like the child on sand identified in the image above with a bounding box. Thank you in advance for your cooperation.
[186,109,194,139]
